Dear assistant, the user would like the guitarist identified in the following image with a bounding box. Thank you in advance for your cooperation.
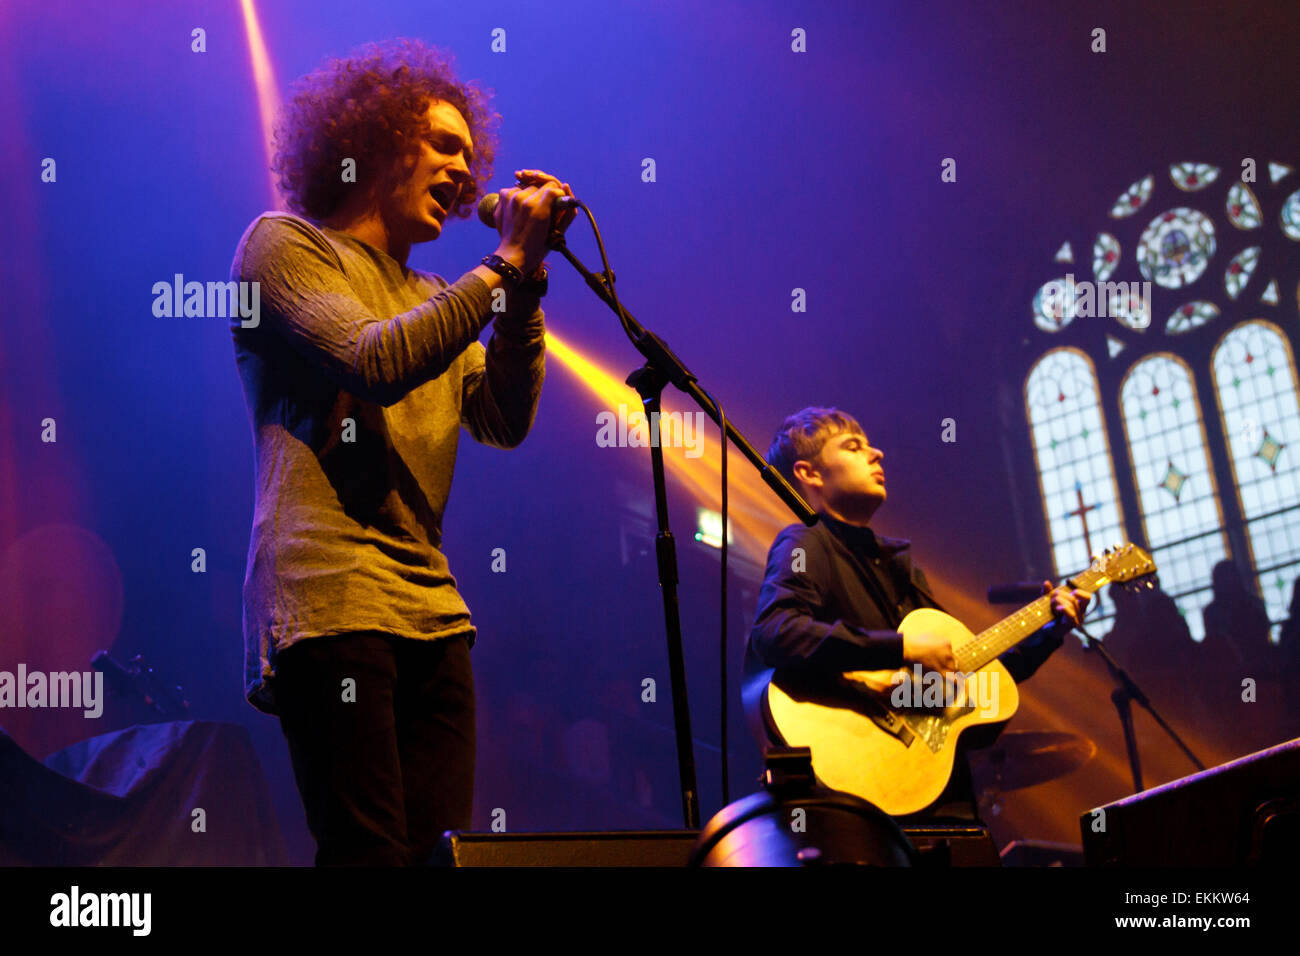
[745,406,1091,823]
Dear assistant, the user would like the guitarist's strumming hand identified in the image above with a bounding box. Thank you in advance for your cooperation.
[1043,580,1092,633]
[902,631,957,673]
[843,632,955,697]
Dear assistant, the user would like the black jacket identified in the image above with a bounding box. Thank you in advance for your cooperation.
[745,516,1065,685]
[742,515,1067,822]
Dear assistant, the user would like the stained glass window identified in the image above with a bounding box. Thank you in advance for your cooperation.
[1165,301,1220,336]
[1225,246,1260,300]
[1093,233,1121,282]
[1282,189,1300,241]
[1107,283,1152,332]
[1137,208,1216,289]
[1030,158,1299,648]
[1119,355,1229,641]
[1110,174,1154,219]
[1212,321,1300,638]
[1170,163,1219,192]
[1026,349,1127,635]
[1226,182,1262,230]
[1033,277,1076,332]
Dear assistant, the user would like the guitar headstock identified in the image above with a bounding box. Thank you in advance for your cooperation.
[1073,543,1157,592]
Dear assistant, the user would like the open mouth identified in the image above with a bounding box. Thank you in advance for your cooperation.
[428,183,457,214]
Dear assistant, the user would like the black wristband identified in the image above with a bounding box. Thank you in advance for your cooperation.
[480,254,524,288]
[518,264,549,297]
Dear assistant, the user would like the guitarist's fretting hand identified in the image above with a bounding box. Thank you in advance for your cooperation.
[1043,580,1093,632]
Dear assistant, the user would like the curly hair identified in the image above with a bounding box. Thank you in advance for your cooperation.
[271,38,500,221]
[766,406,865,489]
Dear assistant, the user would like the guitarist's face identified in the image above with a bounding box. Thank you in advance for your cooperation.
[800,430,887,524]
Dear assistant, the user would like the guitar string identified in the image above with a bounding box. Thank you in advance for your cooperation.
[955,568,1112,670]
[956,597,1054,671]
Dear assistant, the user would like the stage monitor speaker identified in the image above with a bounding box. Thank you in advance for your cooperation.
[429,830,700,867]
[1080,737,1300,866]
[999,839,1085,867]
[904,825,1002,867]
[430,825,998,866]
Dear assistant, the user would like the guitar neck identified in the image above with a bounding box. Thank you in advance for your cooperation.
[955,569,1106,673]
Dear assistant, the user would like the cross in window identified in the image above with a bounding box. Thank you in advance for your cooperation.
[1067,481,1099,562]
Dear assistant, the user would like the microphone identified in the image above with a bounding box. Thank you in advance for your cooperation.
[987,581,1051,604]
[477,191,580,229]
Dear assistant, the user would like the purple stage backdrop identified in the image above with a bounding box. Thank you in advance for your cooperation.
[2,0,1298,865]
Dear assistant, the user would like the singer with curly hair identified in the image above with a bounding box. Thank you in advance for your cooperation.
[228,37,573,865]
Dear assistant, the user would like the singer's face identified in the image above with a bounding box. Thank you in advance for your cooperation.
[382,100,474,245]
[803,430,886,517]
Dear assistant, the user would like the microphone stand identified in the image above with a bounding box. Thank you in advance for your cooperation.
[547,230,816,828]
[1075,623,1205,794]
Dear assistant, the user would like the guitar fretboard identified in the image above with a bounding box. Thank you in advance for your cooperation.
[955,567,1109,672]
[955,595,1056,672]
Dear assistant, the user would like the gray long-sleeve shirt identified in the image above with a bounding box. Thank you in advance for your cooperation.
[229,212,546,715]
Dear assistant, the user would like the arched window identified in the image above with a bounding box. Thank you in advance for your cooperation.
[1212,320,1300,636]
[1024,160,1298,643]
[1119,354,1229,640]
[1025,348,1127,633]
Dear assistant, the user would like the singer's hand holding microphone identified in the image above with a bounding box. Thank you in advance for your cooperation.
[481,169,577,276]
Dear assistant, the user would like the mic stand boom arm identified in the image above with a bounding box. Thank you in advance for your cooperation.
[549,238,816,523]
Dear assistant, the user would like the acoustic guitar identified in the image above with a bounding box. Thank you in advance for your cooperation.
[752,544,1156,816]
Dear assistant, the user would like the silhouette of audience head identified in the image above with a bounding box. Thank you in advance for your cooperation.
[1108,581,1131,610]
[1107,573,1190,649]
[1203,558,1274,667]
[1211,559,1249,600]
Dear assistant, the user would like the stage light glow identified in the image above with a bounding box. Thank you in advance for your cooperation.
[238,0,284,208]
[544,329,798,564]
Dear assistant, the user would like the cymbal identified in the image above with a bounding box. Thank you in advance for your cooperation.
[969,731,1096,792]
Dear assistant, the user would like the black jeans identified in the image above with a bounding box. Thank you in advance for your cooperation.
[275,631,475,866]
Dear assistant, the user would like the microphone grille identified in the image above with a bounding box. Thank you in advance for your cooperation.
[477,192,500,228]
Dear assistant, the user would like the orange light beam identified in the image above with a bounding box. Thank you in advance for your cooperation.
[545,329,797,564]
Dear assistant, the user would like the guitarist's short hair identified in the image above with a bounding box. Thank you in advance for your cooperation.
[766,406,865,489]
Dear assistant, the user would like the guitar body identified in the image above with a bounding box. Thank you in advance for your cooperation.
[764,607,1021,816]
